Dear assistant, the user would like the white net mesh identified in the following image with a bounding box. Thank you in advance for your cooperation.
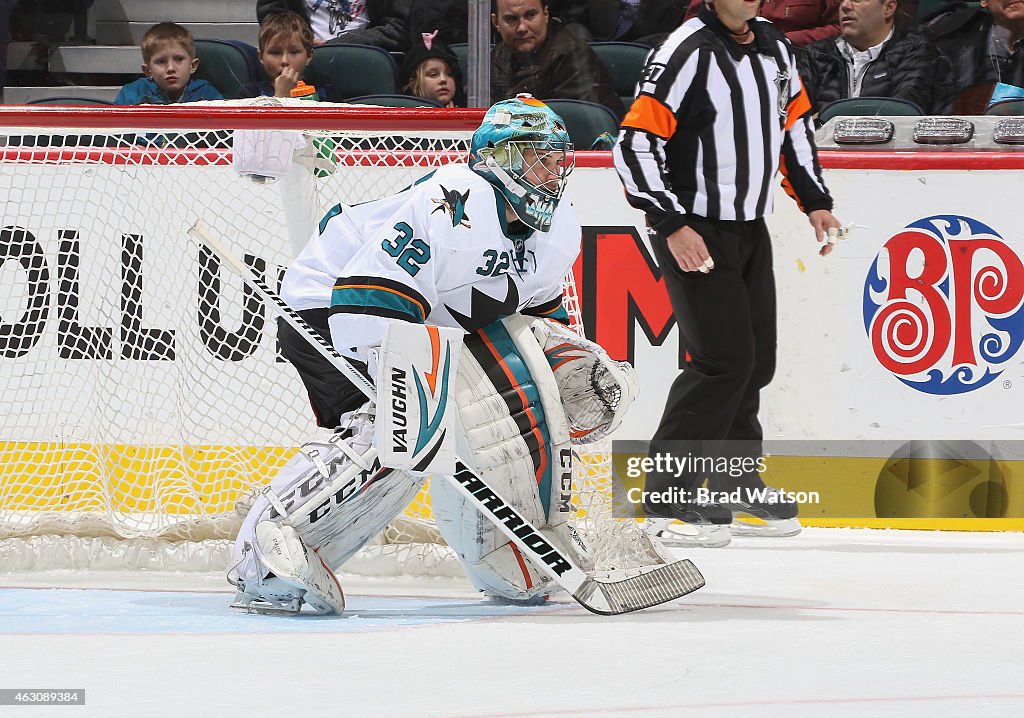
[0,101,661,576]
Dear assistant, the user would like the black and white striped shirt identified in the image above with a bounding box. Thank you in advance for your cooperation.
[614,8,832,237]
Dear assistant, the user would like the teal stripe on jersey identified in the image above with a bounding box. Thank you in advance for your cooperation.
[478,321,553,518]
[319,203,343,234]
[524,298,570,325]
[331,285,426,323]
[540,304,569,324]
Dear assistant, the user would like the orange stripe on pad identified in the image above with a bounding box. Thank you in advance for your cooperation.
[424,325,441,395]
[509,541,533,590]
[478,332,549,486]
[621,94,677,140]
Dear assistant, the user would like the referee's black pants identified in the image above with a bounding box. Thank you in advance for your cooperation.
[648,216,777,494]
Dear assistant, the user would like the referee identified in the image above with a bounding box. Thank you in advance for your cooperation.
[614,0,841,541]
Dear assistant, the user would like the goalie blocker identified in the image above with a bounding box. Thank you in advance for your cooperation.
[229,314,642,613]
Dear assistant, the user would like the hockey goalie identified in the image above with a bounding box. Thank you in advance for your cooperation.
[227,95,645,614]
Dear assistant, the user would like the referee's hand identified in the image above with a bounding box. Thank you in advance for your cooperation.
[666,225,715,273]
[809,209,842,257]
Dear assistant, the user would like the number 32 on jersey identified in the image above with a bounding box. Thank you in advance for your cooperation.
[382,221,431,276]
[476,248,537,277]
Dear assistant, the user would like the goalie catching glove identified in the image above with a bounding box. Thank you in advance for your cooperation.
[530,319,638,444]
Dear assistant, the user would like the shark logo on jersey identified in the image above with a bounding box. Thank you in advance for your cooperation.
[431,185,472,228]
[447,275,520,332]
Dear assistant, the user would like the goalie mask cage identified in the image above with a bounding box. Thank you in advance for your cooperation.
[0,102,655,578]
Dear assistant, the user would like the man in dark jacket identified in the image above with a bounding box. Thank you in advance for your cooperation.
[922,0,1024,113]
[798,0,949,114]
[409,0,469,47]
[581,0,687,46]
[258,0,411,51]
[491,0,625,118]
[327,0,412,52]
[257,0,372,44]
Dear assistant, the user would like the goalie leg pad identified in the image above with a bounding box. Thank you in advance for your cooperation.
[457,316,579,526]
[231,406,425,599]
[429,317,590,602]
[432,477,593,601]
[430,476,552,601]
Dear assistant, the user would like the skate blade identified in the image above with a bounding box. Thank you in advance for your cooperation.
[230,597,302,615]
[646,519,731,548]
[730,516,802,537]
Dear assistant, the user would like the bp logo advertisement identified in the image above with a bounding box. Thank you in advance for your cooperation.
[863,215,1024,395]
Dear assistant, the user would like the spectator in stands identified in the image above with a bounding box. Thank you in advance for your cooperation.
[115,22,223,105]
[325,1,414,52]
[799,0,949,115]
[256,0,369,45]
[684,0,840,46]
[399,30,466,106]
[923,0,1024,113]
[546,0,601,40]
[410,0,469,47]
[246,11,315,97]
[589,0,686,46]
[491,0,625,118]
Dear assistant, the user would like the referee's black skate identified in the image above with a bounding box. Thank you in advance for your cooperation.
[642,498,733,549]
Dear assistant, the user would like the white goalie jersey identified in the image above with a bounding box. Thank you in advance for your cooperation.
[281,163,581,358]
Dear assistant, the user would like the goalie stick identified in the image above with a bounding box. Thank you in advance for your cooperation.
[188,220,704,615]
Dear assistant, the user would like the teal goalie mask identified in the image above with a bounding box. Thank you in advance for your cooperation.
[469,94,575,232]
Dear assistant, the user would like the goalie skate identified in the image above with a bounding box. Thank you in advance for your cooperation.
[229,522,345,615]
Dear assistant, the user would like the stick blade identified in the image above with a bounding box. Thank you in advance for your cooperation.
[573,559,705,616]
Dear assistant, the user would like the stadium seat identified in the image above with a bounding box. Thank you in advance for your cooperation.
[986,98,1024,115]
[589,41,651,110]
[306,44,398,102]
[26,96,116,105]
[817,96,924,124]
[194,39,264,99]
[450,43,468,74]
[347,94,442,108]
[543,98,620,150]
[447,42,494,85]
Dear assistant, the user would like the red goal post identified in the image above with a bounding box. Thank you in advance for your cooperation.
[0,102,644,575]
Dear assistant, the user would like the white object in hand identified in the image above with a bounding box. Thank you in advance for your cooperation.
[826,227,849,245]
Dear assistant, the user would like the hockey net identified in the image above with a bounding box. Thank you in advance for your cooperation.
[0,101,657,579]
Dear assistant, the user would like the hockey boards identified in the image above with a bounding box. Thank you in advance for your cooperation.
[188,220,704,615]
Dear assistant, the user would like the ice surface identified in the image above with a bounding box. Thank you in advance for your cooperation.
[2,528,1022,718]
